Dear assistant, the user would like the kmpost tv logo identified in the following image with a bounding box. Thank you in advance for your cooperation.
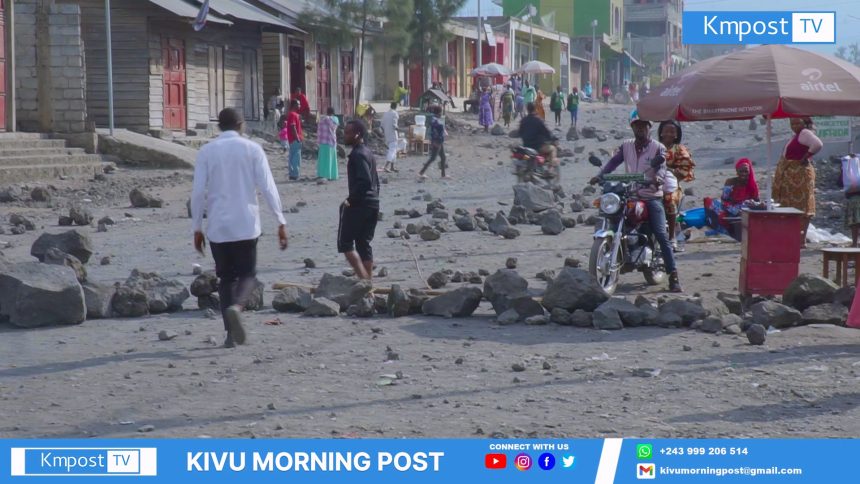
[683,11,835,44]
[10,448,157,476]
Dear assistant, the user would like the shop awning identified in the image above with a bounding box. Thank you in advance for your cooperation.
[147,0,233,25]
[205,0,304,32]
[624,49,644,68]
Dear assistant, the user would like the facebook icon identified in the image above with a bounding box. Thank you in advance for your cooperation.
[538,453,556,470]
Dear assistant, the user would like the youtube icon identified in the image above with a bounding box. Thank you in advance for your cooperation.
[485,453,507,469]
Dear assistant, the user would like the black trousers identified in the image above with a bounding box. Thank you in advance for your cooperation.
[210,238,258,331]
[420,142,446,177]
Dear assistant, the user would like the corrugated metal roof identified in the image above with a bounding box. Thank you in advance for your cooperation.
[205,0,302,31]
[147,0,232,25]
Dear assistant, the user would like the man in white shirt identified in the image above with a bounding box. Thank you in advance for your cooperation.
[381,102,400,173]
[191,108,288,348]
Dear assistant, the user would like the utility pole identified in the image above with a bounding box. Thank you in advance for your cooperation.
[591,19,598,90]
[477,0,482,68]
[105,0,114,135]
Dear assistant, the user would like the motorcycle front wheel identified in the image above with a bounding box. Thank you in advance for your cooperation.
[589,237,621,295]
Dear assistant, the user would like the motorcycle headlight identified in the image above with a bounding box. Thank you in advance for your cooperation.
[599,193,621,214]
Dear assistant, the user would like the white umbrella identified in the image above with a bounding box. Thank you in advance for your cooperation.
[470,63,513,77]
[517,60,555,75]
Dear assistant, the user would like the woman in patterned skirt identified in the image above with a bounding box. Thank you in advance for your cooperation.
[658,120,695,251]
[772,117,823,247]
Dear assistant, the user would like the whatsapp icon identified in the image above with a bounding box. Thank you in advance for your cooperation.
[636,444,653,460]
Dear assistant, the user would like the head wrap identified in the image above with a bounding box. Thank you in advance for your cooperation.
[657,120,683,145]
[735,158,759,201]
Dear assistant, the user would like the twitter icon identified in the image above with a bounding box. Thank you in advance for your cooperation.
[561,455,575,469]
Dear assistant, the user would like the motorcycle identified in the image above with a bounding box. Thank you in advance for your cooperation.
[510,143,560,189]
[587,172,667,295]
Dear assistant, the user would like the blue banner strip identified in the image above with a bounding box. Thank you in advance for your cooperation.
[1,439,857,482]
[683,11,836,45]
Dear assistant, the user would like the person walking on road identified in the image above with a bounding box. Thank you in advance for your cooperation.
[339,119,380,281]
[381,102,400,173]
[283,99,303,180]
[567,87,580,128]
[419,105,450,180]
[317,107,339,180]
[550,85,565,126]
[479,87,494,132]
[191,108,288,348]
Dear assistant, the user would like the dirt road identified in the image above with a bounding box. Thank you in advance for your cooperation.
[1,102,858,439]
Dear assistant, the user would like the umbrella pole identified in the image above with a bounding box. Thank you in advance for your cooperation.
[766,115,773,209]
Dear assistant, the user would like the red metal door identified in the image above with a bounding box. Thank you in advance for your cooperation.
[162,37,186,131]
[0,0,6,132]
[340,51,354,117]
[317,46,331,115]
[447,42,457,96]
[288,39,306,94]
[408,63,423,107]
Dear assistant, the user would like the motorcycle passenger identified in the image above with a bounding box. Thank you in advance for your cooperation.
[589,111,682,293]
[518,102,557,166]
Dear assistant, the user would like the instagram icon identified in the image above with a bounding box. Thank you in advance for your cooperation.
[514,453,532,471]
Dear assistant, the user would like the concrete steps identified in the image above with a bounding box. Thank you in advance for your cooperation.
[0,139,69,149]
[0,163,103,184]
[0,154,102,168]
[0,147,87,158]
[0,133,105,184]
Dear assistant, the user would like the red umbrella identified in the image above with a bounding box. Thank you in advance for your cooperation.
[637,45,860,201]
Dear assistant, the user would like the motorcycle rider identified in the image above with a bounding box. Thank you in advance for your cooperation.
[518,101,557,168]
[589,110,682,293]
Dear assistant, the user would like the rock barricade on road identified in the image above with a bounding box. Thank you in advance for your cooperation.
[31,230,94,264]
[422,287,483,318]
[541,268,608,312]
[0,262,86,328]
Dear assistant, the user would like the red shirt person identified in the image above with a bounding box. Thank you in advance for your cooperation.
[291,87,311,118]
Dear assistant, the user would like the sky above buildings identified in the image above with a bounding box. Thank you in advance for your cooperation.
[458,0,860,55]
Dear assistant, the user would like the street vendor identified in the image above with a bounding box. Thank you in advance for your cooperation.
[772,116,823,247]
[704,158,760,242]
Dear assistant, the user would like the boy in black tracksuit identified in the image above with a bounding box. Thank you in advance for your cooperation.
[338,119,380,280]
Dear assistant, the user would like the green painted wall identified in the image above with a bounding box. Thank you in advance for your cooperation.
[542,0,574,38]
[502,0,535,18]
[572,0,609,38]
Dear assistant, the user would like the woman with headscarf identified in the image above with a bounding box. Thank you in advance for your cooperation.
[772,117,823,247]
[500,84,514,128]
[704,158,759,241]
[479,87,494,132]
[316,107,339,180]
[658,120,695,251]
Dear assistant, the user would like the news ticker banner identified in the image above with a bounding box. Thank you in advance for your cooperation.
[1,438,857,482]
[682,11,836,44]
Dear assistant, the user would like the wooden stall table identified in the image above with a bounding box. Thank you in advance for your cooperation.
[740,208,805,301]
[821,247,860,287]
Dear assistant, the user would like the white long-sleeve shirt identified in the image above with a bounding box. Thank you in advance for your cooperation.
[191,131,286,243]
[382,109,399,144]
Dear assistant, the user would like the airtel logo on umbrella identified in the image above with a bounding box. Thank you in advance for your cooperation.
[800,67,842,92]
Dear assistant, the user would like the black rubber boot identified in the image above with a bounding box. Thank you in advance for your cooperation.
[668,271,683,293]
